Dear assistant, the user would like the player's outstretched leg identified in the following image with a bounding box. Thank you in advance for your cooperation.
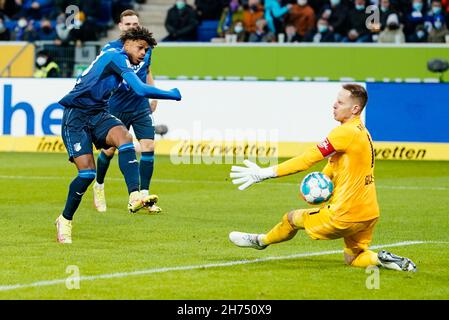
[229,232,267,250]
[377,250,417,272]
[106,126,156,213]
[229,211,301,250]
[117,142,145,213]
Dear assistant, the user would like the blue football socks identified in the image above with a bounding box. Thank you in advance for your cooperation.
[62,169,96,220]
[118,143,140,194]
[139,151,154,192]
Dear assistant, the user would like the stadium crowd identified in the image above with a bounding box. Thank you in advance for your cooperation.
[1,0,448,44]
[0,0,144,44]
[164,0,449,43]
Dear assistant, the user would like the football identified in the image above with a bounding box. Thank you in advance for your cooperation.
[300,172,334,205]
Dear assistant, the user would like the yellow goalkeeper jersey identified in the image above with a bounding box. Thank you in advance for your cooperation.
[276,116,380,222]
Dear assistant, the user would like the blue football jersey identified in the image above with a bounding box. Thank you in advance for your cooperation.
[59,48,136,111]
[102,39,153,113]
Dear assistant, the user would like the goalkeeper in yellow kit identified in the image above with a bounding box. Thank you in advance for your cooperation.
[229,84,417,272]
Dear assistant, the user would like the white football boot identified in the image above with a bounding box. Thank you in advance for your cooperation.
[55,215,72,244]
[378,250,417,272]
[140,190,161,214]
[128,191,159,213]
[229,231,267,250]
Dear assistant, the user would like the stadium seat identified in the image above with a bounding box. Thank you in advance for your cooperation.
[197,20,219,42]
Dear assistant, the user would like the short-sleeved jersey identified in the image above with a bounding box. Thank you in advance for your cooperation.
[102,39,152,113]
[276,116,379,223]
[318,116,379,222]
[59,48,135,112]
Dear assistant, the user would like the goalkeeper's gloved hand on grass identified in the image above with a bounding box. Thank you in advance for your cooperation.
[230,159,277,190]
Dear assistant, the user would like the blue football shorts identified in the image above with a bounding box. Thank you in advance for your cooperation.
[61,108,124,161]
[112,108,155,140]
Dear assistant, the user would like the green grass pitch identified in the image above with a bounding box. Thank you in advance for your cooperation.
[0,152,448,299]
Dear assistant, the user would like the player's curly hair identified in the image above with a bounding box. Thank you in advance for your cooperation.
[120,26,157,49]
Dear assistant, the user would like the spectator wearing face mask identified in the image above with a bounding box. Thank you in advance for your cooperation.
[377,13,405,43]
[285,0,315,38]
[304,18,336,42]
[404,0,428,36]
[342,0,372,42]
[407,23,428,41]
[231,19,247,41]
[317,0,348,41]
[12,16,39,41]
[38,17,57,40]
[427,0,447,27]
[0,14,10,40]
[164,0,199,41]
[379,0,397,30]
[217,0,244,37]
[33,50,60,78]
[11,16,28,40]
[427,16,449,42]
[242,0,265,34]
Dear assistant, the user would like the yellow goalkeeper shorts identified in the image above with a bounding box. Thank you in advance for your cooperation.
[295,206,378,256]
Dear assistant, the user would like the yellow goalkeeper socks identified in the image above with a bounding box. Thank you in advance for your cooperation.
[350,250,379,268]
[260,213,298,245]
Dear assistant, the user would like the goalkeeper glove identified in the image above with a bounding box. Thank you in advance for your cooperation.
[230,159,277,190]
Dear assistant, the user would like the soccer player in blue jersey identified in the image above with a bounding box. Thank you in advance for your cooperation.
[55,26,182,244]
[92,10,162,214]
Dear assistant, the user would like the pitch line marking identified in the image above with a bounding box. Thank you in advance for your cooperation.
[0,175,447,191]
[0,240,446,292]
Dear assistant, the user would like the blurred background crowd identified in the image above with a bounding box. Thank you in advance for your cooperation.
[0,0,448,45]
[1,0,448,78]
[169,0,449,43]
[0,0,144,45]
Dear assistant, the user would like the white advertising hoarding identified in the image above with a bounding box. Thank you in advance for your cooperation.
[0,78,360,141]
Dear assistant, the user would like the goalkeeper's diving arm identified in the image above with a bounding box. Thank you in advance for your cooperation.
[275,146,325,177]
[230,146,325,190]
